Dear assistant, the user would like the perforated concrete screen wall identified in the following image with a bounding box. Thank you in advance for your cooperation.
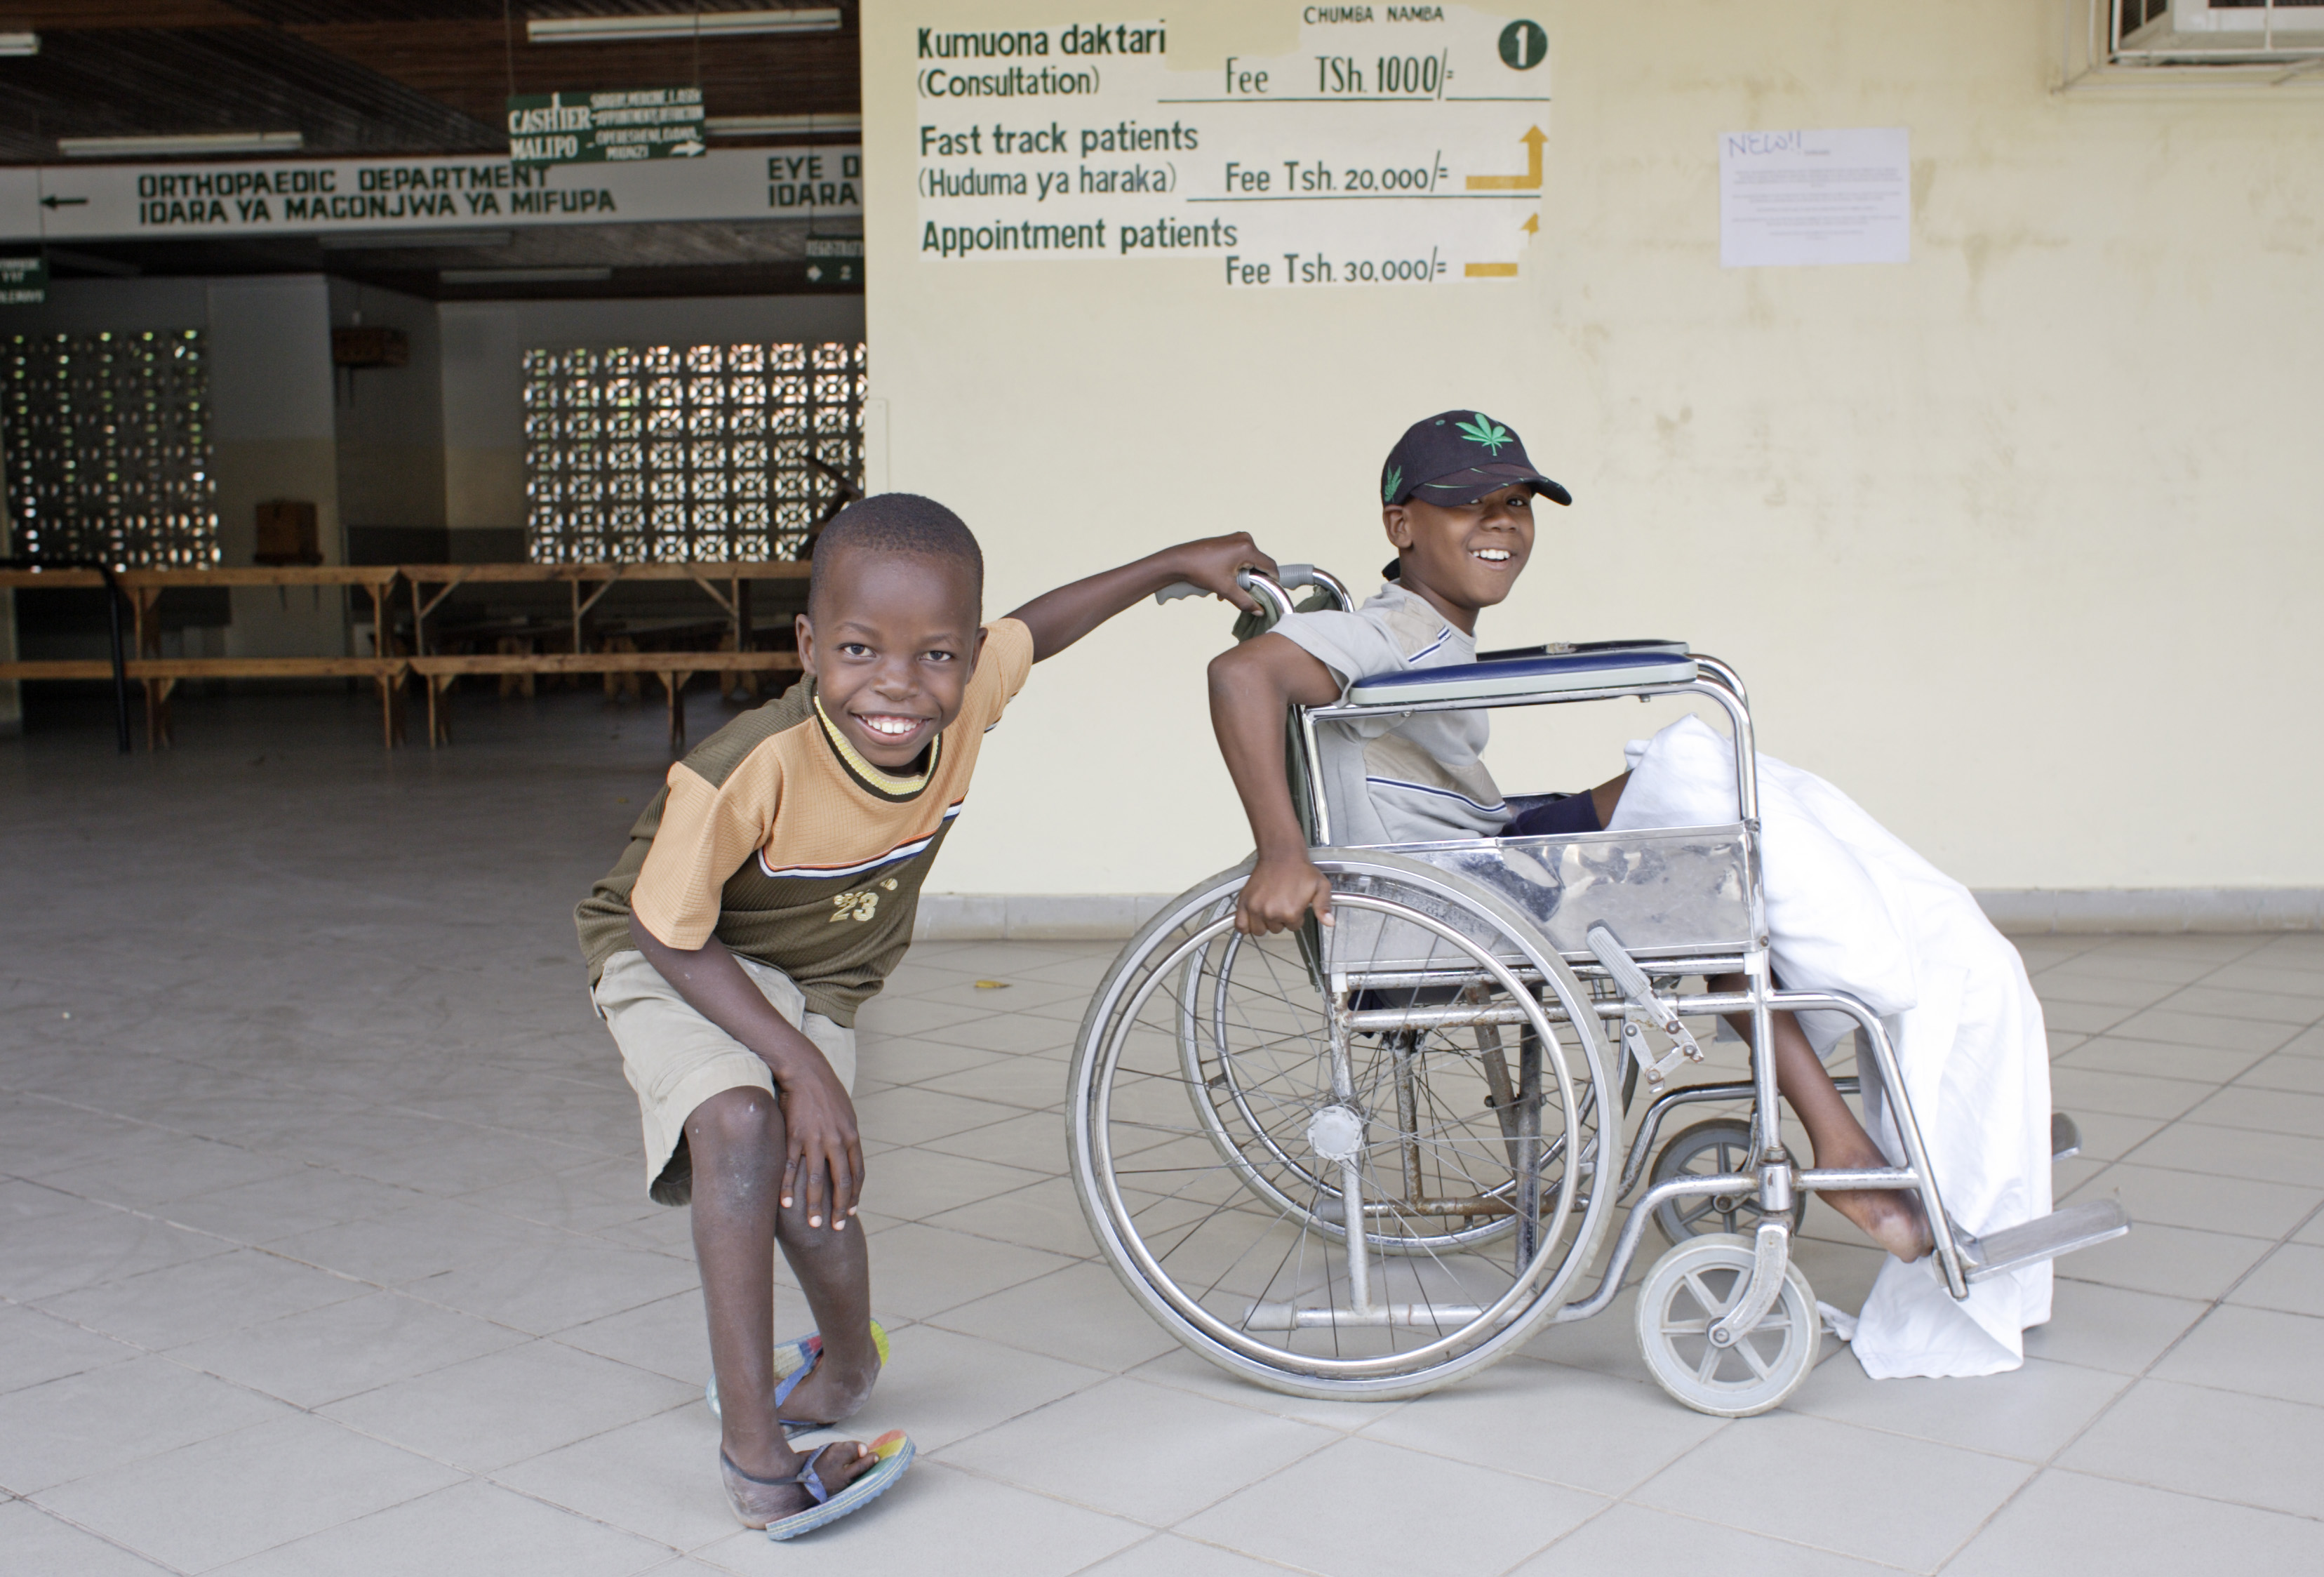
[521,340,867,563]
[1,329,218,568]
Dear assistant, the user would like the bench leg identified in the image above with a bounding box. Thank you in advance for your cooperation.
[142,678,176,750]
[377,672,406,750]
[657,670,698,753]
[428,674,454,747]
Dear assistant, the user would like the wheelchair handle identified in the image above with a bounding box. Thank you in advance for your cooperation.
[1154,564,1338,607]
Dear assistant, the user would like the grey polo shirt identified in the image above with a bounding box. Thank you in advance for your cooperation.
[1271,583,1508,847]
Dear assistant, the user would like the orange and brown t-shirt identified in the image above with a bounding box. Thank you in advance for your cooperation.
[575,618,1034,1025]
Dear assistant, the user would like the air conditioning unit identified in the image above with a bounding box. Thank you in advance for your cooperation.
[2118,0,2324,60]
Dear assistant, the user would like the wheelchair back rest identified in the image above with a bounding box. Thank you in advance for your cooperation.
[1346,644,1697,707]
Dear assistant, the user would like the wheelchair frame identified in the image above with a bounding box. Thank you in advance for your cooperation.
[1066,568,2125,1413]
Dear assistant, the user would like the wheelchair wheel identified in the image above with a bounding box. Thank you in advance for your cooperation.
[1635,1233,1819,1417]
[1174,925,1585,1257]
[1650,1118,1809,1245]
[1068,849,1620,1402]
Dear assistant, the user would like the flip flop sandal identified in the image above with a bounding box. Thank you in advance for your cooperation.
[721,1434,914,1541]
[705,1317,891,1421]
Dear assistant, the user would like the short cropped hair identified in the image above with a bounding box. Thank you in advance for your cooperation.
[807,493,984,622]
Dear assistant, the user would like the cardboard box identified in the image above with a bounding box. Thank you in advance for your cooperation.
[255,499,321,566]
[331,326,408,368]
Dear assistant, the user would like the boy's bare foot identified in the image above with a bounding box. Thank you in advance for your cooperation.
[721,1441,880,1529]
[1820,1180,1935,1261]
[775,1338,881,1428]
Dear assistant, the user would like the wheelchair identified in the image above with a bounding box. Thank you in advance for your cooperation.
[1065,567,2129,1416]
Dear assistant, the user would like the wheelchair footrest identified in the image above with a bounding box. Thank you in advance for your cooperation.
[1245,1302,1485,1331]
[2051,1112,2081,1161]
[1956,1199,2130,1284]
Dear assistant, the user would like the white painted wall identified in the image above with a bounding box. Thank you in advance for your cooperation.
[204,276,346,657]
[330,279,447,542]
[862,0,2324,898]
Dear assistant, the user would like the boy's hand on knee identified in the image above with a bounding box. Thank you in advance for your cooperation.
[1238,850,1333,935]
[775,1060,864,1230]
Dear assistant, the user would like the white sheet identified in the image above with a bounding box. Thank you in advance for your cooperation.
[1608,716,2054,1378]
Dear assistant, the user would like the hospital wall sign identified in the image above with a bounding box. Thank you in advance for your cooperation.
[0,149,862,243]
[0,253,46,305]
[909,6,1550,286]
[507,87,707,166]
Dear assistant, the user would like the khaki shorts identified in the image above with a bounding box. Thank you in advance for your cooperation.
[592,949,857,1205]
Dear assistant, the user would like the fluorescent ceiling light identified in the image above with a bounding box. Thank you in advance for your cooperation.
[0,32,38,57]
[705,113,862,138]
[48,247,140,278]
[320,229,516,251]
[528,8,840,43]
[441,267,612,284]
[59,131,304,159]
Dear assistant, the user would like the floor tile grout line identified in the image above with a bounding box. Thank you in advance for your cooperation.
[931,1426,1351,1548]
[11,1154,707,1286]
[8,926,2318,1568]
[11,1493,204,1576]
[4,1075,641,1190]
[1534,1493,1931,1576]
[1930,1191,2324,1567]
[1060,1526,1325,1577]
[10,1225,712,1470]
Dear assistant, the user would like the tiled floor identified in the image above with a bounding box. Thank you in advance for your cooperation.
[4,691,2323,1575]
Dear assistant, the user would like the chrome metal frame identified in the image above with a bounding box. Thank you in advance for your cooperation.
[1253,571,1972,1324]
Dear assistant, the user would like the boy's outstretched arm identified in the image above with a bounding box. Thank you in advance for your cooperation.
[1208,634,1342,935]
[1005,533,1276,663]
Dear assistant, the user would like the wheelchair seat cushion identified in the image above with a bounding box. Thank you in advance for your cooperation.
[1347,646,1697,706]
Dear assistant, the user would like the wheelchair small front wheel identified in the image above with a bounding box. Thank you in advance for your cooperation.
[1649,1118,1808,1245]
[1635,1233,1818,1418]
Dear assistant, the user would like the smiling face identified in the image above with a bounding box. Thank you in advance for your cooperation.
[796,550,985,773]
[1382,482,1537,633]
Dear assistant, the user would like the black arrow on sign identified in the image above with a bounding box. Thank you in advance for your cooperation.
[39,195,88,208]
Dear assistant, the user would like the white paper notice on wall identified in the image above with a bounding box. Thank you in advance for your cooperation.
[1719,128,1909,269]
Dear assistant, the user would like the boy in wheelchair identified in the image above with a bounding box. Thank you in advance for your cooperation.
[1207,410,1936,1265]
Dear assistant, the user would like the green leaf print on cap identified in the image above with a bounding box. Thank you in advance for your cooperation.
[1381,464,1403,504]
[1454,413,1514,455]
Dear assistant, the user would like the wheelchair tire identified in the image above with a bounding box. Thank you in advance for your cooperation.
[1636,1232,1819,1418]
[1649,1118,1810,1245]
[1067,849,1620,1402]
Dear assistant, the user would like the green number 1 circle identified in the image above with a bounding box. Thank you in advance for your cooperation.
[1498,20,1547,70]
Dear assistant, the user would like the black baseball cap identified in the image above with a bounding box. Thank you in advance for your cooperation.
[1380,411,1571,510]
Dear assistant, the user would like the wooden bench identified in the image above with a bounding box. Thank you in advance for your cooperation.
[2,561,810,754]
[0,656,411,750]
[408,651,801,750]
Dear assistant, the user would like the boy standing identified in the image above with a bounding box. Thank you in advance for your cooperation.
[1206,411,1932,1263]
[576,495,1271,1536]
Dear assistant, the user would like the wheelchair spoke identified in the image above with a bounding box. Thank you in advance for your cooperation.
[1074,866,1617,1391]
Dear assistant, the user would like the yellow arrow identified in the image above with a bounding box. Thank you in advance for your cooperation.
[1467,126,1546,191]
[1522,213,1539,234]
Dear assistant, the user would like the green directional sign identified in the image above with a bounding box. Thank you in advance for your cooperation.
[802,239,863,289]
[0,254,46,305]
[507,87,706,166]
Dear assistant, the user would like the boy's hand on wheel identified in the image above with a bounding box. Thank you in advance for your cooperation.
[775,1059,864,1231]
[1238,850,1334,935]
[1169,533,1278,615]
